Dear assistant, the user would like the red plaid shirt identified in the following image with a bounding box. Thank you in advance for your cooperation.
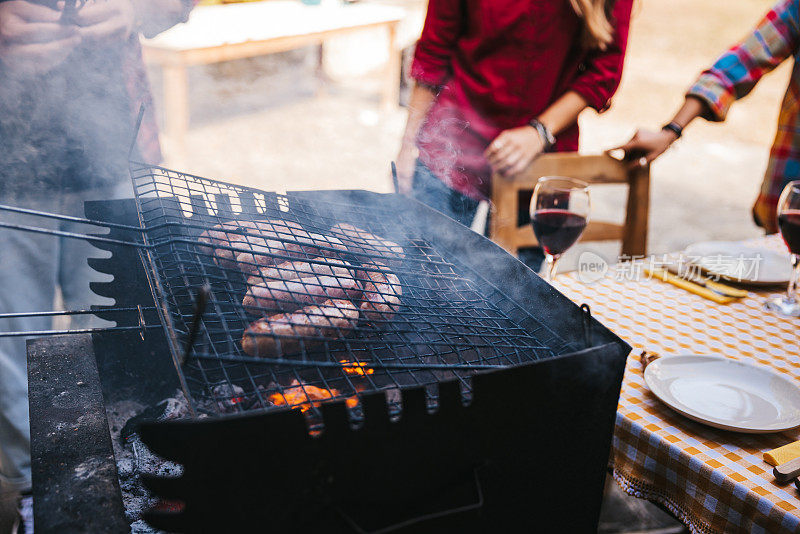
[411,0,633,200]
[687,0,800,232]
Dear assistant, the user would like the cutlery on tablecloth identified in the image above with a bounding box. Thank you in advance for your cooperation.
[774,457,800,484]
[764,440,800,466]
[643,267,738,304]
[663,263,749,299]
[765,440,800,484]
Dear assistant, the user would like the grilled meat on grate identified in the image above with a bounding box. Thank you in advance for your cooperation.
[330,223,405,260]
[245,257,354,285]
[243,274,363,313]
[356,261,402,322]
[242,299,360,357]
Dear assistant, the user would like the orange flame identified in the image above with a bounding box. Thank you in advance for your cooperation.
[268,380,364,413]
[269,380,340,413]
[339,359,374,376]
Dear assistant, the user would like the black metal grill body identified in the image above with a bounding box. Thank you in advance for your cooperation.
[81,172,630,532]
[125,164,620,417]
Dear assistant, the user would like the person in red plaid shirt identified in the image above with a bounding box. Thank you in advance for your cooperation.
[0,0,191,529]
[616,0,800,234]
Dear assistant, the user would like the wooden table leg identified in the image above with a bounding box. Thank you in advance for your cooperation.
[490,173,521,256]
[162,63,189,166]
[622,164,650,257]
[381,22,400,113]
[315,41,331,98]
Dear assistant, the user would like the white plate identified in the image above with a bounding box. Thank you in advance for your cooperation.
[644,355,800,433]
[683,241,792,285]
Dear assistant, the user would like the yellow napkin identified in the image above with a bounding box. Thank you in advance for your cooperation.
[643,267,736,304]
[764,441,800,466]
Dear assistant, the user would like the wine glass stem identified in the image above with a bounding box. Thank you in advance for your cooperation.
[544,254,559,282]
[787,254,800,303]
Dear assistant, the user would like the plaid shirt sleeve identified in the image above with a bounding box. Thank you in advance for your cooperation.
[687,0,800,121]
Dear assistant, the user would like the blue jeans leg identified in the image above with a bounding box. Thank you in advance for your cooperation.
[0,182,127,497]
[410,160,480,229]
[410,160,545,270]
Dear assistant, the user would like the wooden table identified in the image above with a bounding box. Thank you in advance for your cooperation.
[555,235,800,533]
[142,0,405,163]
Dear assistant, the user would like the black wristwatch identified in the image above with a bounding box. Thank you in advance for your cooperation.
[529,119,556,151]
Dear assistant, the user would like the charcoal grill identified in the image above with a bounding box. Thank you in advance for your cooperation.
[11,161,631,532]
[125,163,591,416]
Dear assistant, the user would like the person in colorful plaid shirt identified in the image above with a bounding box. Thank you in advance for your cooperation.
[616,0,800,233]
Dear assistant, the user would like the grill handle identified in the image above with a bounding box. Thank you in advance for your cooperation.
[0,219,147,249]
[181,285,210,365]
[0,306,160,338]
[0,203,142,232]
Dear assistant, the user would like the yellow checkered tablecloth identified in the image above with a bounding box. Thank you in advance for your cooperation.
[555,236,800,534]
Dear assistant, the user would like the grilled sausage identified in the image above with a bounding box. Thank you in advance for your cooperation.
[243,274,362,313]
[246,258,353,286]
[356,261,402,322]
[295,233,349,258]
[330,223,404,260]
[240,219,303,236]
[198,219,308,271]
[214,234,279,271]
[242,299,359,357]
[197,222,241,260]
[235,228,347,274]
[234,239,307,274]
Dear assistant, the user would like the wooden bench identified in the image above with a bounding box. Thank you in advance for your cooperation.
[143,0,405,164]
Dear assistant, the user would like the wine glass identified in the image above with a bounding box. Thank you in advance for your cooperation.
[530,176,590,281]
[765,180,800,317]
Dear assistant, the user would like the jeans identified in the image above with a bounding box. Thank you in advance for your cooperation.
[410,160,481,230]
[410,160,544,270]
[0,180,131,497]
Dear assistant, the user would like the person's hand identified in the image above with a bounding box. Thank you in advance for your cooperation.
[73,0,135,42]
[394,145,417,195]
[484,125,545,177]
[613,129,677,169]
[130,0,189,38]
[0,0,81,76]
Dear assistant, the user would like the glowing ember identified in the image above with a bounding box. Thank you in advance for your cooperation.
[339,359,374,376]
[269,380,340,412]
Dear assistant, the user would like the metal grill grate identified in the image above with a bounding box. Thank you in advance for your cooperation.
[129,163,575,418]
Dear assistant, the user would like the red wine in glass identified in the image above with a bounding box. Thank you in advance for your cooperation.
[778,210,800,255]
[765,181,800,317]
[530,177,590,281]
[531,209,588,257]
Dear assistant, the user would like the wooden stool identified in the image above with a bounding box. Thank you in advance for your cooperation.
[490,152,650,257]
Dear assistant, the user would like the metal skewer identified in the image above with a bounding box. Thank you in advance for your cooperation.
[194,353,504,371]
[181,285,210,365]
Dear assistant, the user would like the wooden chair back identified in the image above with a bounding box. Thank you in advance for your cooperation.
[489,152,650,257]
